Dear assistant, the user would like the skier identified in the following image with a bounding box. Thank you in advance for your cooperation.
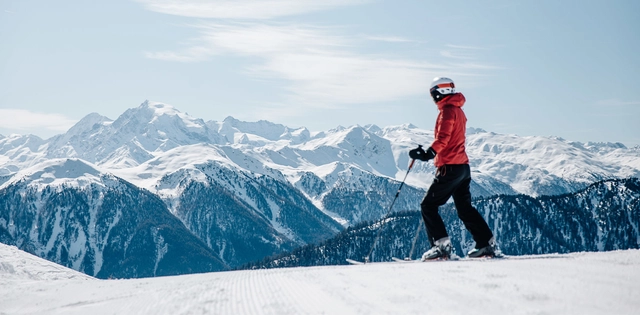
[409,77,499,260]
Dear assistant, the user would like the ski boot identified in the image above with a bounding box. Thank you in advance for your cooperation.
[468,237,502,258]
[421,237,453,261]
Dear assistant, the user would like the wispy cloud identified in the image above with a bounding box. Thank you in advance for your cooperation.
[134,0,367,19]
[0,109,76,132]
[145,23,462,105]
[440,50,477,60]
[364,35,421,43]
[254,52,444,105]
[448,62,502,70]
[445,44,486,50]
[597,99,640,107]
[145,23,347,61]
[145,46,217,62]
[140,2,499,108]
[440,44,488,60]
[198,23,347,55]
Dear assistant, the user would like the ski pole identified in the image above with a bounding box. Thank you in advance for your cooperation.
[364,159,416,263]
[406,218,423,260]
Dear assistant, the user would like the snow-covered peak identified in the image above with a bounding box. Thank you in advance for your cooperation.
[463,132,639,195]
[577,141,628,153]
[111,144,235,191]
[2,158,107,190]
[41,101,226,167]
[113,101,208,134]
[46,113,112,154]
[301,125,366,149]
[328,125,347,133]
[363,124,382,134]
[0,133,45,154]
[0,134,47,176]
[376,123,474,152]
[289,125,398,179]
[142,100,179,115]
[66,112,113,135]
[467,127,487,134]
[138,101,206,131]
[212,116,310,144]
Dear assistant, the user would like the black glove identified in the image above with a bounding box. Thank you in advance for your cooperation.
[409,145,436,161]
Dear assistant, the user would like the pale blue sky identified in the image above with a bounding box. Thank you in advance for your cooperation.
[1,0,639,146]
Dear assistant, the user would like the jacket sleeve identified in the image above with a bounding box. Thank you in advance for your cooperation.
[431,106,456,153]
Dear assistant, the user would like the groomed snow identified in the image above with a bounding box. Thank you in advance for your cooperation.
[0,244,92,282]
[1,243,638,315]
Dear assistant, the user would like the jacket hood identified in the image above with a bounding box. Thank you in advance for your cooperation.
[436,92,466,110]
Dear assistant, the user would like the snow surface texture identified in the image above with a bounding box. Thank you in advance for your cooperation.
[0,243,92,282]
[1,243,638,315]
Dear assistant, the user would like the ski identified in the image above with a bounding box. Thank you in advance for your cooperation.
[458,253,508,261]
[349,254,506,265]
[472,253,507,260]
[392,254,506,263]
[392,257,414,262]
[422,256,460,262]
[391,257,453,262]
[345,259,365,265]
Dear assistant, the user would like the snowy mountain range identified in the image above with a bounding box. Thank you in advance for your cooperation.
[1,100,639,277]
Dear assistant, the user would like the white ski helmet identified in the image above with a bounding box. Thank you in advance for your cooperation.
[429,77,455,102]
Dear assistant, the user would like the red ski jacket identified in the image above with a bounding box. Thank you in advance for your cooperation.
[431,93,469,167]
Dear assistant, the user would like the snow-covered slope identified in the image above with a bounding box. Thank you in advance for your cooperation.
[1,243,638,315]
[0,243,92,282]
[0,159,227,278]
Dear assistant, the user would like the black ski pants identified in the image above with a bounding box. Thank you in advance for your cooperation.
[421,164,493,248]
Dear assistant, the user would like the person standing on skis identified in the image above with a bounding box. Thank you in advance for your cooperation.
[409,77,499,260]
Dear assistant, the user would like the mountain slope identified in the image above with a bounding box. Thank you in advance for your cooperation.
[0,159,227,278]
[165,160,343,267]
[247,178,640,268]
[111,144,344,267]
